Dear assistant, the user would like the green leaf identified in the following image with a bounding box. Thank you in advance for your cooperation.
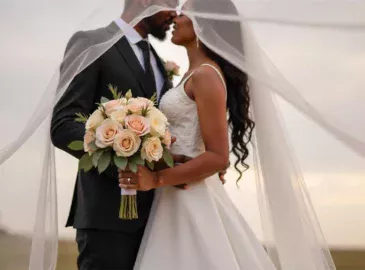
[100,97,109,104]
[146,160,155,171]
[79,153,93,172]
[88,141,98,152]
[92,150,104,167]
[68,141,84,151]
[163,148,174,168]
[131,155,145,166]
[150,92,157,104]
[128,162,138,173]
[125,89,133,100]
[98,151,111,174]
[74,112,89,123]
[114,155,128,171]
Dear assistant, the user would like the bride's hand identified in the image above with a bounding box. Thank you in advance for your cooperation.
[119,166,159,191]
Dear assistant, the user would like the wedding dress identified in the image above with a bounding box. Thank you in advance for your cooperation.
[134,64,276,270]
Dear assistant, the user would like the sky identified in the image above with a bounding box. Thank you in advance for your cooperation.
[0,0,364,249]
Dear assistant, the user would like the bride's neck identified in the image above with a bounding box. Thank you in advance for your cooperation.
[186,43,209,70]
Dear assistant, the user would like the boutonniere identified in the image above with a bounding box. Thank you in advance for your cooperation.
[164,60,180,81]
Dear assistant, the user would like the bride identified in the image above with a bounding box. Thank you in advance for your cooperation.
[119,0,277,269]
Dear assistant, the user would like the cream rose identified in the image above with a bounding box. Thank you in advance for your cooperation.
[125,115,150,137]
[103,99,126,117]
[162,129,172,149]
[136,97,154,109]
[85,109,105,131]
[113,129,141,157]
[141,136,164,162]
[84,130,96,154]
[126,98,145,115]
[95,119,121,148]
[110,108,127,125]
[147,107,168,137]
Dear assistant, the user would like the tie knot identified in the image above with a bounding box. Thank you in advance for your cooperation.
[137,40,149,52]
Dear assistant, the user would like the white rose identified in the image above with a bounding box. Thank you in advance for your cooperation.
[136,97,154,109]
[147,107,168,137]
[85,109,105,131]
[110,108,127,125]
[95,119,121,148]
[103,99,126,117]
[141,136,163,162]
[113,129,141,157]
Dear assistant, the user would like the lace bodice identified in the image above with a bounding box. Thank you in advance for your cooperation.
[159,64,226,158]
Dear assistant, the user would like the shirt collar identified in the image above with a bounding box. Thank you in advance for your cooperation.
[114,18,147,45]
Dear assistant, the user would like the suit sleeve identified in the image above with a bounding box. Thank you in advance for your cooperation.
[50,31,99,160]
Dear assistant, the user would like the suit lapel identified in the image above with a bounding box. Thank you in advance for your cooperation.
[114,37,151,97]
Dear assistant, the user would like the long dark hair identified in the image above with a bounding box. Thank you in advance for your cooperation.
[192,0,255,181]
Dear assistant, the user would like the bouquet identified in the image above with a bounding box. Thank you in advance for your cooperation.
[68,85,174,220]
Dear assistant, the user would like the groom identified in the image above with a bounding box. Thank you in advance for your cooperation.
[51,1,179,269]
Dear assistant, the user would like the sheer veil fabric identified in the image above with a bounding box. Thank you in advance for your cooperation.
[0,0,364,269]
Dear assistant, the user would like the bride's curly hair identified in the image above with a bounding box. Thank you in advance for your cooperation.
[192,0,255,181]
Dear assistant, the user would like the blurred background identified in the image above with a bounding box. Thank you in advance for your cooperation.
[0,0,364,269]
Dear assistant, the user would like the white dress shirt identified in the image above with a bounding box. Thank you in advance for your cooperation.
[114,18,164,98]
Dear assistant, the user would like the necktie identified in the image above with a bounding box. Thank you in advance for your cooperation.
[137,40,157,97]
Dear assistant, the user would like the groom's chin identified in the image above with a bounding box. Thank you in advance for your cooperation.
[151,31,167,41]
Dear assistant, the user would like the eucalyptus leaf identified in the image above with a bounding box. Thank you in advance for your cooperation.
[163,148,174,168]
[68,141,84,151]
[146,160,155,171]
[98,151,111,174]
[114,155,128,171]
[92,150,104,167]
[128,162,138,173]
[100,97,109,104]
[79,153,93,172]
[131,155,145,166]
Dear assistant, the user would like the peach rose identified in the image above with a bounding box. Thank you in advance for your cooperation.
[103,99,126,117]
[85,109,105,131]
[95,119,121,148]
[84,130,96,154]
[125,115,150,137]
[147,107,168,137]
[162,129,172,149]
[165,61,180,76]
[126,98,145,115]
[141,136,163,162]
[113,129,141,157]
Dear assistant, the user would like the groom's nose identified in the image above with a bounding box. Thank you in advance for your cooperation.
[169,11,177,19]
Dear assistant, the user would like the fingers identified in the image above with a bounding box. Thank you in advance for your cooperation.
[119,184,138,190]
[174,184,189,190]
[219,173,227,185]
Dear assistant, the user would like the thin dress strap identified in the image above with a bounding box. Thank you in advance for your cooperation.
[201,63,227,90]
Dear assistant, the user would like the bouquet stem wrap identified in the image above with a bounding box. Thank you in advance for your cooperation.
[119,188,138,220]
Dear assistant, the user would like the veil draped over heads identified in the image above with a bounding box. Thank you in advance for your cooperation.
[0,0,364,269]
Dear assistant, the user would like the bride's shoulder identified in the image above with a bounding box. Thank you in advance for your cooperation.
[189,64,226,97]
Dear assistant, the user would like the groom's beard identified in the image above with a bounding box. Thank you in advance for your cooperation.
[144,17,169,41]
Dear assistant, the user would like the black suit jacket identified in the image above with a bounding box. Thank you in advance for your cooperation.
[51,22,172,233]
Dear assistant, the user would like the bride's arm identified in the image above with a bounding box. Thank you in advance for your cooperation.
[120,66,229,190]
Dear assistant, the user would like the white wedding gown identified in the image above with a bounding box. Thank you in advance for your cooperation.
[134,64,276,270]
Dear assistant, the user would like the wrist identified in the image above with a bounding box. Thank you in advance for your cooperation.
[153,171,163,188]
